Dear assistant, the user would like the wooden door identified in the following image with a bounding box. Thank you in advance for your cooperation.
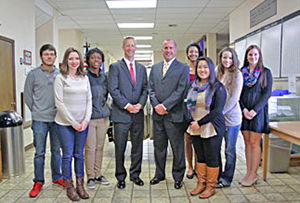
[0,36,16,182]
[0,36,16,112]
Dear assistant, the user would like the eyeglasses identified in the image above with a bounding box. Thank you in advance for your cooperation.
[43,53,56,57]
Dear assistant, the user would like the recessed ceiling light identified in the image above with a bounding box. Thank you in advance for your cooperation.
[136,44,152,48]
[118,23,154,28]
[106,0,157,8]
[135,50,153,53]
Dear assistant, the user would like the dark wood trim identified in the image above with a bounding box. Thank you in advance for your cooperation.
[0,35,16,111]
[21,92,32,129]
[0,133,2,183]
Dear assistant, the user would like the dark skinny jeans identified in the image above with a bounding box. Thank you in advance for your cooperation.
[191,134,223,168]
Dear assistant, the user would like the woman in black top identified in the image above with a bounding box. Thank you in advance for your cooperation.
[239,45,272,187]
[185,57,226,199]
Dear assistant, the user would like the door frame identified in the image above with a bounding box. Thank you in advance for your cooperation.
[0,35,16,111]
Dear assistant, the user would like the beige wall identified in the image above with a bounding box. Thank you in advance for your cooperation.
[85,43,117,73]
[230,0,300,94]
[58,30,83,64]
[0,0,36,146]
[230,0,300,43]
[36,9,59,67]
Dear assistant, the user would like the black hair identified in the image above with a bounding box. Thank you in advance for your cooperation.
[195,57,216,84]
[40,44,56,57]
[186,43,203,60]
[85,48,105,66]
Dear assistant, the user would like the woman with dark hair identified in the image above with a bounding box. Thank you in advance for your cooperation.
[239,45,272,187]
[185,43,203,179]
[216,47,243,188]
[54,47,92,201]
[84,48,111,189]
[185,57,226,199]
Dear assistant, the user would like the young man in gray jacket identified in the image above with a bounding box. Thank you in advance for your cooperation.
[24,44,65,198]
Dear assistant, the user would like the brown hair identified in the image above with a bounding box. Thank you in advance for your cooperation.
[216,47,240,95]
[60,47,86,77]
[242,45,267,88]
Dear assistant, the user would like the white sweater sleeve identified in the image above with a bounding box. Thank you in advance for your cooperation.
[83,76,92,123]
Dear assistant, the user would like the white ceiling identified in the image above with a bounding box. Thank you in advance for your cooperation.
[39,0,246,61]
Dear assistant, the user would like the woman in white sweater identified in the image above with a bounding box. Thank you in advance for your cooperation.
[54,47,92,201]
[216,47,243,188]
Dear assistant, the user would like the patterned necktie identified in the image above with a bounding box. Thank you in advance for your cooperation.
[130,63,135,85]
[163,62,168,76]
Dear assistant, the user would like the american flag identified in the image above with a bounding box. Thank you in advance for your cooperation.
[83,39,90,69]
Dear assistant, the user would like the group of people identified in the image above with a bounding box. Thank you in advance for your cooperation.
[24,36,272,201]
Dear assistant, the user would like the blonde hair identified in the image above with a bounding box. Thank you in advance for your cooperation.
[60,47,86,77]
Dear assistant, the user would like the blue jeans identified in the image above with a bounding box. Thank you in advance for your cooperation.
[219,124,241,184]
[32,120,62,184]
[56,124,88,180]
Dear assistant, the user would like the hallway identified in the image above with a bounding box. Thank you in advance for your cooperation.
[0,139,300,203]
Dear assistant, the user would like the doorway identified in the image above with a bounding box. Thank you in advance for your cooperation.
[0,36,16,112]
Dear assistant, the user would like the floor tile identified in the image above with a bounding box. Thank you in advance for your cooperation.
[0,139,300,203]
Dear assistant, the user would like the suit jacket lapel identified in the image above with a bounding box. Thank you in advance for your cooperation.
[121,59,134,86]
[135,61,141,87]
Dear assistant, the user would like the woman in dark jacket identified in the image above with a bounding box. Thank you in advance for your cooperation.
[239,45,272,187]
[84,48,111,189]
[185,57,226,199]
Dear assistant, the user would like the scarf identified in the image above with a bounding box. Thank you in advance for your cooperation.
[241,66,261,87]
[187,79,211,112]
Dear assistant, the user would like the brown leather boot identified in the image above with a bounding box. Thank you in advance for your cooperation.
[76,177,89,199]
[190,163,207,196]
[64,179,80,201]
[199,167,219,199]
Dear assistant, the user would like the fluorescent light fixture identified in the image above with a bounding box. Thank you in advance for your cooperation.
[118,23,154,28]
[136,44,152,48]
[134,36,153,40]
[135,58,153,61]
[135,55,152,58]
[106,0,157,8]
[123,36,153,40]
[135,50,153,53]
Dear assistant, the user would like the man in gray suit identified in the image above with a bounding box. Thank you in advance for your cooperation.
[148,39,189,189]
[108,36,148,189]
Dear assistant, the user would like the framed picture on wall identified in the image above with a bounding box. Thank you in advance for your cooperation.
[24,50,32,65]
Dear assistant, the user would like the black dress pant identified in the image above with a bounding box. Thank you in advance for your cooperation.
[153,120,186,181]
[191,135,223,167]
[114,121,144,181]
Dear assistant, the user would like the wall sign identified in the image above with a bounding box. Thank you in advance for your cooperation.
[250,0,277,28]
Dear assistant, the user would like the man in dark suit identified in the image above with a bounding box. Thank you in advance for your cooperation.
[108,36,148,189]
[148,39,189,189]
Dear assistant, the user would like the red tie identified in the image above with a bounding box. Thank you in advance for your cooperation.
[130,63,135,85]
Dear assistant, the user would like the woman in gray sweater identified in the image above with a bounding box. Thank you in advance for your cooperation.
[216,47,243,188]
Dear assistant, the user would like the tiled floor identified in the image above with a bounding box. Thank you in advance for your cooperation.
[1,138,300,203]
